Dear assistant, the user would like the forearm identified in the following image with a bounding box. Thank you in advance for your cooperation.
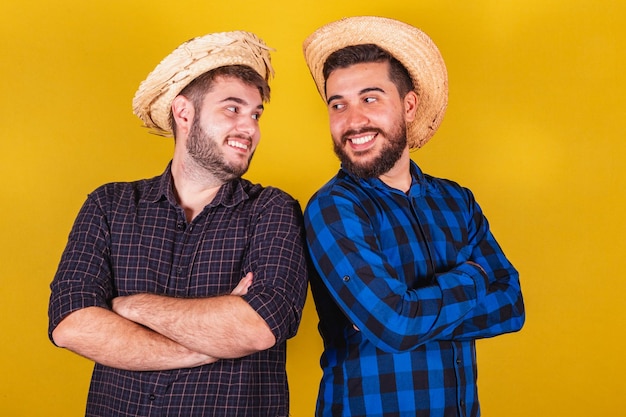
[442,195,525,339]
[436,241,525,341]
[318,261,488,353]
[113,294,276,359]
[442,271,525,340]
[52,306,217,371]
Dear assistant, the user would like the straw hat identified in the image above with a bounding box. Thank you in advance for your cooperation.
[303,16,448,149]
[133,31,275,137]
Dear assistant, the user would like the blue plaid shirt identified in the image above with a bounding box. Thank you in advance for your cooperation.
[304,161,525,417]
[48,164,309,417]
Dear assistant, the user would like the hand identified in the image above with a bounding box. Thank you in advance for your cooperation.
[466,260,486,275]
[231,272,253,296]
[111,293,145,321]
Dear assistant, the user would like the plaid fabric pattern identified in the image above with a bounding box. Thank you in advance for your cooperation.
[304,161,524,417]
[48,164,309,417]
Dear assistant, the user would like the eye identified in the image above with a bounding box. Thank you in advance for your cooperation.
[252,112,262,120]
[226,106,238,113]
[330,102,346,111]
[364,97,377,103]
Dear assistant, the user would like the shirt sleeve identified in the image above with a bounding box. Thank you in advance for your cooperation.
[439,190,525,341]
[48,190,114,343]
[241,190,309,344]
[304,191,491,353]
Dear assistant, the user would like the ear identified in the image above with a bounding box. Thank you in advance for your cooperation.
[403,91,419,123]
[171,95,194,137]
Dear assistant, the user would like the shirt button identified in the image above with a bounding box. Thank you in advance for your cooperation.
[149,394,156,401]
[456,359,462,365]
[342,276,350,282]
[176,222,185,230]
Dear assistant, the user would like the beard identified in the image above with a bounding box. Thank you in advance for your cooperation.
[186,118,254,182]
[333,120,407,179]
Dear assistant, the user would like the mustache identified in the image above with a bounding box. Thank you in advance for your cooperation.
[226,134,253,143]
[341,127,383,144]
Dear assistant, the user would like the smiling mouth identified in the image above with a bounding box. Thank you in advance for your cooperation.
[342,128,381,147]
[227,138,250,151]
[349,134,376,145]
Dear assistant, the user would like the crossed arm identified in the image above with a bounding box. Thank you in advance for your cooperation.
[50,186,308,372]
[305,189,524,353]
[52,273,275,371]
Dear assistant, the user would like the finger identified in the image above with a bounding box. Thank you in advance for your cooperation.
[230,280,247,296]
[240,272,253,290]
[231,273,253,296]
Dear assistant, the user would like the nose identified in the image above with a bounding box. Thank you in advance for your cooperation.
[344,106,369,130]
[235,115,258,137]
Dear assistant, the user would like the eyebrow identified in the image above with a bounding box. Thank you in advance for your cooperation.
[221,96,264,111]
[326,87,386,105]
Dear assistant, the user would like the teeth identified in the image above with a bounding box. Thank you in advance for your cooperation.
[227,140,248,150]
[351,135,375,145]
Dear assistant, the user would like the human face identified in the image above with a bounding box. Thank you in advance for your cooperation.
[326,61,412,179]
[185,76,264,182]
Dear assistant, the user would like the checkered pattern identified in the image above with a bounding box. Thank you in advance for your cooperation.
[304,161,525,417]
[48,164,309,417]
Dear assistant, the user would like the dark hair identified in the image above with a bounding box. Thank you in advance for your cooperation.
[323,44,414,98]
[170,65,270,137]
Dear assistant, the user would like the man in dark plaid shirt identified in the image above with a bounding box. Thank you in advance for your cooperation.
[302,17,525,416]
[48,31,308,417]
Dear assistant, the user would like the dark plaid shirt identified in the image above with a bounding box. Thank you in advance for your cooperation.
[304,161,525,417]
[48,164,309,417]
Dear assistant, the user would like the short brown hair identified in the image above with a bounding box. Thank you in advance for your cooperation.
[323,44,414,98]
[170,65,270,136]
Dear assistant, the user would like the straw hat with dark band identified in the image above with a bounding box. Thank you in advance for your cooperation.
[133,31,274,137]
[303,16,448,149]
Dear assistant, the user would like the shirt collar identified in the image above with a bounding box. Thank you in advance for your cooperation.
[339,160,427,194]
[212,178,252,208]
[144,162,251,208]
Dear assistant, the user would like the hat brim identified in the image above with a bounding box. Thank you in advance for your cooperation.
[303,16,448,149]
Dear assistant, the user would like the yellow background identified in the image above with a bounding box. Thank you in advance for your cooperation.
[2,0,624,415]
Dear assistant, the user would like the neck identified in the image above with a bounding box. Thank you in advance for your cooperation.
[378,148,412,193]
[171,155,224,222]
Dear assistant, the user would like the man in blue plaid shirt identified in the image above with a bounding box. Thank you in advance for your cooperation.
[302,16,525,417]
